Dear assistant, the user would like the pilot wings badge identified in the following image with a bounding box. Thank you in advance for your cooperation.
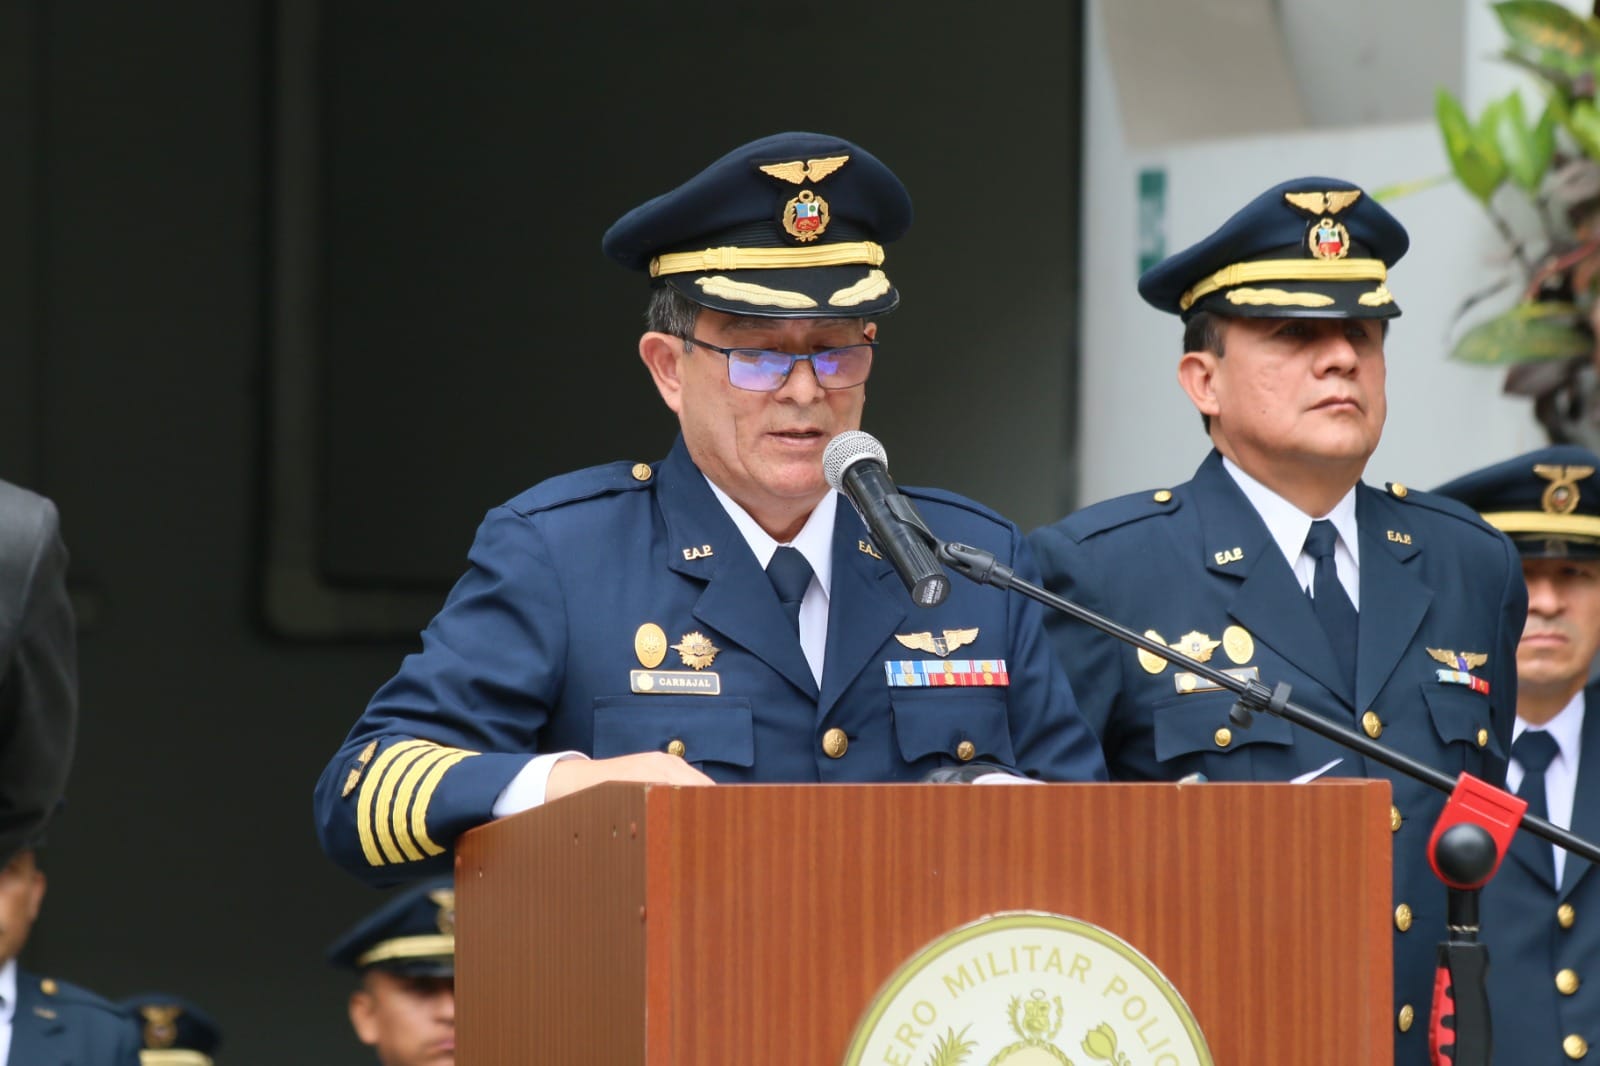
[896,628,979,656]
[1428,648,1488,671]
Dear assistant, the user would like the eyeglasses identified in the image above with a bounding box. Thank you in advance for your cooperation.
[686,336,875,392]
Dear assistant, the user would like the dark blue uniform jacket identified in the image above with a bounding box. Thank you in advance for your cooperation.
[1482,682,1600,1064]
[1028,449,1527,1064]
[10,972,140,1066]
[315,436,1106,884]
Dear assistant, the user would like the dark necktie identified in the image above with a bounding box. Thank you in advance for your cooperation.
[1511,729,1560,882]
[766,546,813,634]
[1303,520,1358,693]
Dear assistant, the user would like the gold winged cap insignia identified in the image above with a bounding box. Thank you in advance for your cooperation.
[1283,189,1362,216]
[758,155,850,185]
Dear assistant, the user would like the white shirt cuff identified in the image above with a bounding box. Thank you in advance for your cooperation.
[491,751,588,817]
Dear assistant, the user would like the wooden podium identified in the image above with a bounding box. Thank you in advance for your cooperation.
[456,781,1392,1064]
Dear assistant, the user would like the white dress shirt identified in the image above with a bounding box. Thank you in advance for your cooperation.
[1223,456,1361,608]
[492,483,841,816]
[1509,692,1585,887]
[0,957,18,1066]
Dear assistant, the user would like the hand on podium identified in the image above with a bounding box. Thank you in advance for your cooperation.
[546,752,715,803]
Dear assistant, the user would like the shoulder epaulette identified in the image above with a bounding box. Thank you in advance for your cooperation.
[33,975,124,1014]
[1056,487,1182,542]
[1379,481,1502,535]
[506,460,657,516]
[900,485,1012,529]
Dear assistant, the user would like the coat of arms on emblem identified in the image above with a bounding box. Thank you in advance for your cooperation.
[140,1005,182,1049]
[782,189,830,242]
[429,888,456,935]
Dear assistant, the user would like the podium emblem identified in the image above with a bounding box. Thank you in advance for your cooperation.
[840,912,1211,1066]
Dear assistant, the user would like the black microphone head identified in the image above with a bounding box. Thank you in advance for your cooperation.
[822,430,888,491]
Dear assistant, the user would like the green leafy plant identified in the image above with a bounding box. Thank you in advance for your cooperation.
[1439,0,1600,444]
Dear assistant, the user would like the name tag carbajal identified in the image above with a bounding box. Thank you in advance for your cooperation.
[629,670,722,695]
[841,912,1212,1066]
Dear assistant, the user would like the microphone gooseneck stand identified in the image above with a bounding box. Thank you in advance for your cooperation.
[923,537,1600,1066]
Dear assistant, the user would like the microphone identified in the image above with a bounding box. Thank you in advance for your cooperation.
[822,430,949,607]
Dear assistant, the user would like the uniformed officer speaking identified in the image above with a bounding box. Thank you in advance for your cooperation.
[1028,178,1527,1064]
[313,131,1106,884]
[1436,446,1600,1065]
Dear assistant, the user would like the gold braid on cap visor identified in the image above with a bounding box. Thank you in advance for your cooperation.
[1179,257,1388,312]
[1481,511,1600,539]
[650,241,885,277]
[356,933,456,968]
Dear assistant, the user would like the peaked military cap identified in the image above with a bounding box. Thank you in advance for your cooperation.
[1434,445,1600,559]
[118,993,221,1066]
[1139,176,1409,321]
[602,131,912,318]
[327,876,455,978]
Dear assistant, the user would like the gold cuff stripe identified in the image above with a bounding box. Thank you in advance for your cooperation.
[1481,511,1600,538]
[356,740,429,867]
[411,751,473,856]
[355,933,456,968]
[139,1053,214,1066]
[356,739,480,867]
[371,744,437,864]
[651,241,885,277]
[389,747,458,862]
[1180,257,1388,311]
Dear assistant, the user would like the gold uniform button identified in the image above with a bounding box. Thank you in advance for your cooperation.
[1390,805,1403,832]
[1560,903,1577,929]
[1214,728,1232,748]
[1477,728,1489,748]
[1557,969,1581,995]
[1565,1034,1588,1059]
[1391,483,1409,498]
[956,740,976,762]
[1362,711,1383,739]
[631,462,652,482]
[665,739,686,758]
[822,728,849,759]
[40,979,57,996]
[1394,903,1413,932]
[1153,489,1173,503]
[1397,1004,1414,1032]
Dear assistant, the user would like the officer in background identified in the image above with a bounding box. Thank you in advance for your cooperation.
[328,877,455,1066]
[1435,445,1600,1064]
[0,845,139,1065]
[1028,177,1527,1064]
[312,131,1106,884]
[0,481,77,867]
[117,994,220,1065]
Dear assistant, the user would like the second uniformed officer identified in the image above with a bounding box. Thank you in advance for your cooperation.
[328,877,456,1066]
[1436,446,1600,1064]
[1028,177,1527,1064]
[313,131,1106,885]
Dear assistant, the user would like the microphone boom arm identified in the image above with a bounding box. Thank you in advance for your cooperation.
[934,539,1600,865]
